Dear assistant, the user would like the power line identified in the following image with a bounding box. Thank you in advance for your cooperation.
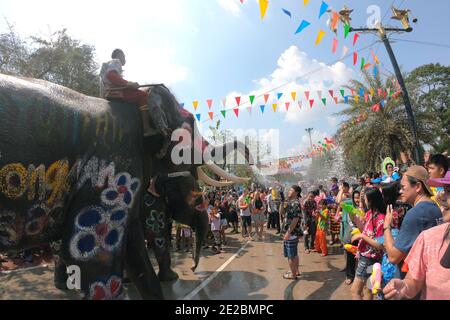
[200,39,381,123]
[388,38,450,49]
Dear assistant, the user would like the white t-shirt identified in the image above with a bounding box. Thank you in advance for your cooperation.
[99,59,123,98]
[238,195,251,217]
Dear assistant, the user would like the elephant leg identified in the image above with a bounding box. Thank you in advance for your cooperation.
[153,221,178,282]
[54,258,69,290]
[49,240,68,290]
[126,216,164,300]
[60,198,134,300]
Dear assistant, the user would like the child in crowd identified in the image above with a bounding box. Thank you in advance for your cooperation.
[208,201,223,254]
[179,224,193,252]
[314,199,329,256]
[329,206,340,245]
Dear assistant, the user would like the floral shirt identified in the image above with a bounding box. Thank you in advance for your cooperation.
[358,209,385,260]
[283,199,302,237]
[302,199,317,224]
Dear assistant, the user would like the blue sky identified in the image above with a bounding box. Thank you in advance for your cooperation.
[1,0,449,161]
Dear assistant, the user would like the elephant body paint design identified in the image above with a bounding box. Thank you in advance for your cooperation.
[88,275,124,300]
[0,74,168,299]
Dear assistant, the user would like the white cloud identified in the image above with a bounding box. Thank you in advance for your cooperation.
[217,0,243,17]
[327,116,339,127]
[227,46,354,125]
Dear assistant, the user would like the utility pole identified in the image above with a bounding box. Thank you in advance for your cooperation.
[338,6,421,164]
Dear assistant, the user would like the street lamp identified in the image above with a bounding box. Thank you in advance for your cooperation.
[337,5,421,164]
[305,128,313,150]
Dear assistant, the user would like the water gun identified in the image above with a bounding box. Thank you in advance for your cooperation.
[351,228,361,235]
[370,263,382,295]
[341,202,365,218]
[344,244,358,255]
[244,196,251,205]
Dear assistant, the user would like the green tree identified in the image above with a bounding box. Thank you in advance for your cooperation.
[0,26,99,96]
[336,69,432,172]
[407,63,450,154]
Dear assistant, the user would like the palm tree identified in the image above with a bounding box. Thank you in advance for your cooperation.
[335,69,432,172]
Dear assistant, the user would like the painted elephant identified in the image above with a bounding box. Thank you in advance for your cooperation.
[0,74,189,299]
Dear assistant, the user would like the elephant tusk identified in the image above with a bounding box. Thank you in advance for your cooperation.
[197,167,235,187]
[167,171,191,178]
[204,162,250,184]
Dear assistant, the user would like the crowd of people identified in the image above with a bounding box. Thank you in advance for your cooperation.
[174,152,450,300]
[1,151,449,301]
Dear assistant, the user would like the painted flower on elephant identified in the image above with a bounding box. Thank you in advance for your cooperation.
[0,211,19,247]
[101,172,140,208]
[145,210,165,234]
[70,205,127,261]
[88,275,123,300]
[25,203,50,236]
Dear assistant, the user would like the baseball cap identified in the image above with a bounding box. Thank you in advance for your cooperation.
[404,165,433,195]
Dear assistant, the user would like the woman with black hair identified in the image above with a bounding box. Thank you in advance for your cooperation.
[341,190,363,285]
[350,188,386,300]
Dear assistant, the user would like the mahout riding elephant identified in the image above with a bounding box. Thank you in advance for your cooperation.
[0,74,189,299]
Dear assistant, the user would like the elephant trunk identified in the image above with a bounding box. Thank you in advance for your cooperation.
[191,208,208,272]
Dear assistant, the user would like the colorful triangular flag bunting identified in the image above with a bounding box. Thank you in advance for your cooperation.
[207,99,213,109]
[344,24,350,38]
[195,114,201,121]
[295,20,311,34]
[319,1,329,19]
[264,93,270,103]
[221,110,226,118]
[272,104,277,112]
[249,95,255,105]
[193,100,199,110]
[353,33,360,47]
[291,92,297,101]
[260,105,265,114]
[315,29,326,45]
[233,108,239,117]
[277,93,283,100]
[309,99,315,108]
[208,112,214,120]
[332,38,338,53]
[259,0,269,20]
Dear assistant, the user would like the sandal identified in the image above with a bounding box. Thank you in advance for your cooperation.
[305,249,311,254]
[283,271,299,280]
[345,278,353,285]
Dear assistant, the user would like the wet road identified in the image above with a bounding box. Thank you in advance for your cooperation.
[0,229,352,300]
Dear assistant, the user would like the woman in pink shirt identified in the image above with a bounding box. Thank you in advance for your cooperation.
[383,170,450,300]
